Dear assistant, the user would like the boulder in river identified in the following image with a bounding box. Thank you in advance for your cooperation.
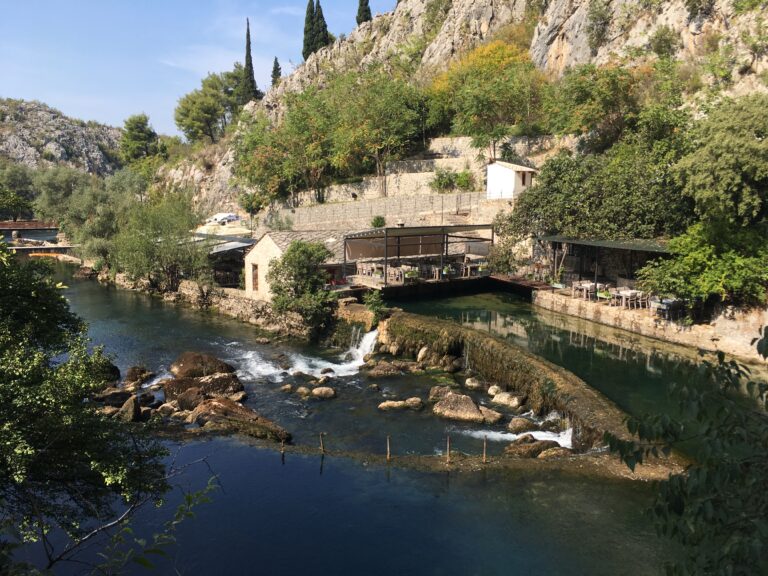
[428,385,453,403]
[94,387,132,407]
[125,366,154,387]
[296,386,311,398]
[417,346,429,363]
[170,352,235,378]
[116,395,140,423]
[433,393,485,423]
[505,435,560,458]
[187,398,291,442]
[177,387,206,411]
[491,392,523,410]
[379,397,424,411]
[479,406,503,424]
[279,384,293,393]
[508,417,539,434]
[464,377,483,390]
[487,385,502,397]
[312,387,336,399]
[157,402,178,417]
[164,373,244,401]
[228,391,248,403]
[537,447,572,459]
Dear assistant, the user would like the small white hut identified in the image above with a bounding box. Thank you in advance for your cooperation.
[486,161,537,200]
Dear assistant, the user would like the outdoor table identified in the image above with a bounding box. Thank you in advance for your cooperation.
[615,289,639,308]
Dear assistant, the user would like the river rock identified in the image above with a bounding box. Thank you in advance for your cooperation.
[365,360,403,378]
[138,393,156,406]
[479,405,503,424]
[229,391,248,403]
[94,387,132,407]
[508,417,539,434]
[428,385,453,402]
[279,384,293,393]
[367,383,381,392]
[116,395,140,423]
[433,393,485,423]
[505,435,560,458]
[465,377,483,390]
[254,337,271,345]
[292,371,315,382]
[187,398,291,442]
[164,373,244,401]
[296,386,311,397]
[139,407,154,422]
[538,447,573,459]
[314,375,332,386]
[540,418,567,433]
[405,397,424,411]
[274,354,292,370]
[487,385,502,397]
[177,387,206,411]
[388,344,401,356]
[491,392,523,410]
[320,367,335,375]
[170,352,235,378]
[417,346,429,363]
[312,387,336,399]
[170,410,191,421]
[157,402,178,417]
[125,366,154,387]
[98,406,119,418]
[379,400,407,411]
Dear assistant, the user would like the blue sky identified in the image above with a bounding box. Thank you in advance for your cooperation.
[0,0,395,136]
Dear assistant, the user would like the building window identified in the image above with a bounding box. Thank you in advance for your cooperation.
[251,264,258,291]
[521,172,527,186]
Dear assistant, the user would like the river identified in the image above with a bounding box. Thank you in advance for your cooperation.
[29,274,682,575]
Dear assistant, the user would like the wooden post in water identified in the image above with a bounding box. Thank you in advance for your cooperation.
[386,435,391,462]
[319,433,325,455]
[482,436,487,464]
[446,435,451,465]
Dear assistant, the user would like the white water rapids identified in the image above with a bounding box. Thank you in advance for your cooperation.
[235,329,379,382]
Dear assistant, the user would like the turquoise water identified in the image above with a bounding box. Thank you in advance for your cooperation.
[26,276,675,575]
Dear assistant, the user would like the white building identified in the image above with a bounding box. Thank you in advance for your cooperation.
[486,161,537,201]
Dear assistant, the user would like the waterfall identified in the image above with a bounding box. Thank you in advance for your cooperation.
[236,330,379,381]
[349,324,363,350]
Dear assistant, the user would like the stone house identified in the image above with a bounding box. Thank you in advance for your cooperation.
[243,230,346,302]
[486,161,537,201]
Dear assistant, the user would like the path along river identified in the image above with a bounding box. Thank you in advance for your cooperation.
[27,272,702,575]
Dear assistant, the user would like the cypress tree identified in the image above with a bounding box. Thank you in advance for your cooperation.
[302,0,315,60]
[244,18,259,100]
[313,0,330,52]
[271,57,282,86]
[356,0,372,25]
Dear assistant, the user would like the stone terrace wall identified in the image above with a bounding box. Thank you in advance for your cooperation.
[533,290,768,365]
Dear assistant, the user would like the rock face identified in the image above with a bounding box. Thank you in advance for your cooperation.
[170,352,235,379]
[187,398,291,442]
[163,372,244,401]
[0,98,121,175]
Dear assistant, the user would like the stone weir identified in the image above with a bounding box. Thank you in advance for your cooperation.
[378,312,633,452]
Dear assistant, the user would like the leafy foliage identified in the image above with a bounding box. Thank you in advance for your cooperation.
[371,215,386,228]
[607,352,768,575]
[0,245,169,570]
[363,289,386,326]
[120,114,163,165]
[586,0,612,53]
[271,57,282,86]
[266,240,337,338]
[356,0,372,25]
[112,193,209,292]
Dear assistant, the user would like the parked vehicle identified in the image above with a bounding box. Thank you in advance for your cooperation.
[207,213,240,224]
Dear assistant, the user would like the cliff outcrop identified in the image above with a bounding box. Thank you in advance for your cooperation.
[0,98,121,175]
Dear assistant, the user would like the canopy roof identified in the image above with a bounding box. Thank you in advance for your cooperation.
[344,224,493,261]
[538,235,669,253]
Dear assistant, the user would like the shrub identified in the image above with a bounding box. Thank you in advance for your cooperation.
[649,25,681,58]
[363,289,387,326]
[454,170,475,191]
[371,215,386,228]
[429,167,456,192]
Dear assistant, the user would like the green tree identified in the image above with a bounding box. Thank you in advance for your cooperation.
[119,113,161,164]
[112,193,209,291]
[545,64,640,152]
[271,56,282,86]
[302,0,316,60]
[174,81,226,144]
[313,1,331,53]
[0,245,169,571]
[0,162,35,220]
[0,182,30,221]
[243,18,259,102]
[239,191,264,231]
[266,240,337,338]
[675,94,768,227]
[357,0,372,25]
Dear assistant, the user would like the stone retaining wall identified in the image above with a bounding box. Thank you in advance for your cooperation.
[379,312,633,451]
[532,290,768,365]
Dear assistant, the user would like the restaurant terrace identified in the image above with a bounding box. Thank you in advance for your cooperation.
[343,224,494,288]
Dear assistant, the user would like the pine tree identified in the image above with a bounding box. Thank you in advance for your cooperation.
[356,0,372,25]
[302,0,315,60]
[313,0,330,53]
[271,57,282,86]
[244,18,259,101]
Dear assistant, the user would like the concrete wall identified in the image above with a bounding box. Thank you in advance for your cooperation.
[244,235,282,302]
[532,289,768,365]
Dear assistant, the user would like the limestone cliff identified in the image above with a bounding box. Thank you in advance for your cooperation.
[0,98,121,175]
